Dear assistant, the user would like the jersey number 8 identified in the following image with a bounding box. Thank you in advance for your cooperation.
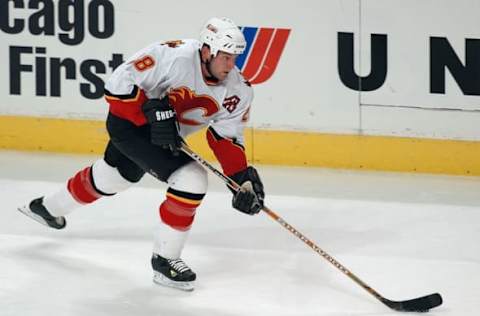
[134,55,155,72]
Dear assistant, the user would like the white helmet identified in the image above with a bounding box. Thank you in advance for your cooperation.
[199,17,246,57]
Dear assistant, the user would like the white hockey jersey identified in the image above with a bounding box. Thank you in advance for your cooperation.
[104,39,253,147]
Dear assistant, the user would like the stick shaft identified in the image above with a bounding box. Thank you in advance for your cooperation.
[180,144,384,302]
[261,205,383,301]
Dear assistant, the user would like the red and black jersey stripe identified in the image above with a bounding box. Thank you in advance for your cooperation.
[104,85,148,126]
[104,86,140,100]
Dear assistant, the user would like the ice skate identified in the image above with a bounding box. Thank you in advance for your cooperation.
[151,253,196,291]
[17,197,66,229]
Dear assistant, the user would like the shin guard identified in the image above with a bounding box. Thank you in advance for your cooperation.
[153,161,207,258]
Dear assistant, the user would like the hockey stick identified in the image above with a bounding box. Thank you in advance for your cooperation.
[181,144,443,312]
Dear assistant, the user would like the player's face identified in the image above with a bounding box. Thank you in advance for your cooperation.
[209,51,238,81]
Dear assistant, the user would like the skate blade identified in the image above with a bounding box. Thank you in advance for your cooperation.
[17,205,66,229]
[153,271,195,291]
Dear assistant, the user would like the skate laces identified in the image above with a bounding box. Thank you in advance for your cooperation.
[168,259,190,273]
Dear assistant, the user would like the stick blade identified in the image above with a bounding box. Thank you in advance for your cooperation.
[382,293,442,312]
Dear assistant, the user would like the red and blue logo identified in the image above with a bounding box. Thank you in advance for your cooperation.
[236,27,291,85]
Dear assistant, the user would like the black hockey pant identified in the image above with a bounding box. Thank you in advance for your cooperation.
[104,113,193,183]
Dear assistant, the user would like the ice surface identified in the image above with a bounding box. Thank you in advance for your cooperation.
[1,151,479,316]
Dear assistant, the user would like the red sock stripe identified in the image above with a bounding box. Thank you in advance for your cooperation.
[159,195,201,231]
[67,166,103,204]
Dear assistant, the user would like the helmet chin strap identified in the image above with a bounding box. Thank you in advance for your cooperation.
[200,53,220,83]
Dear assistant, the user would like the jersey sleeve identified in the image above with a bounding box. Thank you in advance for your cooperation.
[206,87,253,176]
[104,42,177,125]
[123,43,176,92]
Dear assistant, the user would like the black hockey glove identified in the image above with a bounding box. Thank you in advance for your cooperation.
[142,97,182,154]
[230,166,265,215]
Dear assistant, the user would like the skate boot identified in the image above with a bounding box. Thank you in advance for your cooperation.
[17,197,66,229]
[151,253,196,291]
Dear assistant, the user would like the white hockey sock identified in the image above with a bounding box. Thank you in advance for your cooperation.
[153,221,190,259]
[43,186,82,217]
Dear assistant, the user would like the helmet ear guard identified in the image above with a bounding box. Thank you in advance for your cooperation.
[199,17,246,57]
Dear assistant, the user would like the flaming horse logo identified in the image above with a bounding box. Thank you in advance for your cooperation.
[168,87,220,126]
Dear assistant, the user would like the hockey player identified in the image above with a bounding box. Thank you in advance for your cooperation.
[17,17,265,291]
